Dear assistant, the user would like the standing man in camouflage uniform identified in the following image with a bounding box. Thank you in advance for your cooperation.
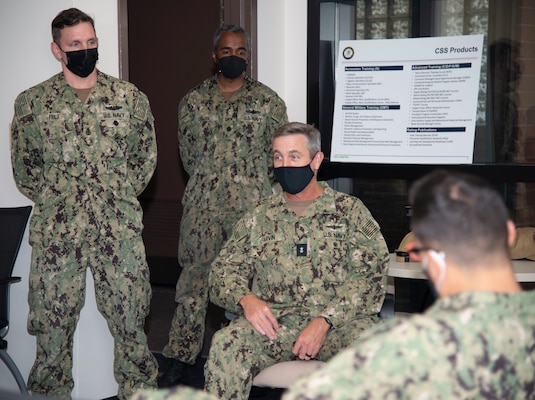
[10,8,158,400]
[158,25,288,386]
[204,122,389,400]
[284,170,535,399]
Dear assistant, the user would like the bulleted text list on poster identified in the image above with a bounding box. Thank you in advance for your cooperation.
[330,35,484,164]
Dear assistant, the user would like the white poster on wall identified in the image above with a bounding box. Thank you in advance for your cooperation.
[330,34,484,164]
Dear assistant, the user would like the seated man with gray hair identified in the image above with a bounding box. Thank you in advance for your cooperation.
[204,122,390,400]
[130,123,389,400]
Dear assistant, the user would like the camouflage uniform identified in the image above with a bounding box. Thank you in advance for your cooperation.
[131,386,217,400]
[284,291,535,400]
[162,75,287,364]
[205,182,389,400]
[10,71,158,400]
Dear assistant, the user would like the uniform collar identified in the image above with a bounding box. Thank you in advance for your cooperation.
[266,181,337,221]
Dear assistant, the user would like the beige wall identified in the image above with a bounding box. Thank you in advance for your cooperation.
[257,0,308,122]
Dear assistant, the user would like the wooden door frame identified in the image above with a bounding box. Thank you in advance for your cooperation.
[220,0,258,79]
[118,0,129,81]
[117,0,257,80]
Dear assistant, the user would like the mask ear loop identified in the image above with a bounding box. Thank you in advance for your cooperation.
[428,250,446,291]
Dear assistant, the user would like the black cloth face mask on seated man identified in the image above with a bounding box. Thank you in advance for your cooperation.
[274,163,314,195]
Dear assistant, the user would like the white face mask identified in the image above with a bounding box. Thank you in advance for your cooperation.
[421,250,446,296]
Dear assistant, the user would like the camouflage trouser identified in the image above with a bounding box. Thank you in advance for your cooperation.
[162,208,237,364]
[204,313,379,400]
[27,235,158,400]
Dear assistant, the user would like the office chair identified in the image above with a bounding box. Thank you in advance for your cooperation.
[0,205,32,395]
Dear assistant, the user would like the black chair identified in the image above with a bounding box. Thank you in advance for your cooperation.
[1,206,32,395]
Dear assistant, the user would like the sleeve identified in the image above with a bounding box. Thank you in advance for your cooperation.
[177,95,196,177]
[268,95,288,126]
[319,201,390,328]
[129,89,157,195]
[208,212,257,313]
[11,92,42,202]
[284,318,453,400]
[283,340,394,400]
[283,346,371,400]
[130,386,218,400]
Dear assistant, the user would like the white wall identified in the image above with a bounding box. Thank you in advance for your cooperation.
[0,0,308,397]
[0,1,119,398]
[257,0,308,122]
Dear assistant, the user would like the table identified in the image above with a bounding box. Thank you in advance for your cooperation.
[388,253,535,282]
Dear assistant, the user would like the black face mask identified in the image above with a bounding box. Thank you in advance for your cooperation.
[274,163,314,195]
[217,55,246,79]
[62,47,99,78]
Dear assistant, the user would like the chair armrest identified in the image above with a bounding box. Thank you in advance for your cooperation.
[379,293,395,320]
[0,277,21,286]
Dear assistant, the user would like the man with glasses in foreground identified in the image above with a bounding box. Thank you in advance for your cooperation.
[284,170,535,399]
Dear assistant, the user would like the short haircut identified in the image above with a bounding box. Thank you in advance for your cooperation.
[213,25,251,53]
[273,122,321,158]
[52,8,95,44]
[409,170,510,266]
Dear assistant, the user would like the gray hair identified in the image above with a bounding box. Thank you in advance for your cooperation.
[213,25,251,53]
[273,122,321,158]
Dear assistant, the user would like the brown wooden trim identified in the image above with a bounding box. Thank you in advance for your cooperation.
[117,0,129,81]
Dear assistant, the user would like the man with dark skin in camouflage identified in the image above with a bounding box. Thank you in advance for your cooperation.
[11,8,158,399]
[158,25,288,387]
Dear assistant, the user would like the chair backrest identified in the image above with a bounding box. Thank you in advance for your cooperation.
[0,206,32,335]
[0,206,32,281]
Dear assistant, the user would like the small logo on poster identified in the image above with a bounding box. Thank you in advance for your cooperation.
[343,46,354,60]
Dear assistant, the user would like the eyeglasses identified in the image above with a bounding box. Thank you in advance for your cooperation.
[409,247,434,255]
[394,247,431,258]
[394,247,442,262]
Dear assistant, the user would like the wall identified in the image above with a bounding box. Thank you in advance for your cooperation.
[257,0,308,122]
[0,1,120,397]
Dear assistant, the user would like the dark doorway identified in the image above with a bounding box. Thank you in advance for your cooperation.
[127,1,220,282]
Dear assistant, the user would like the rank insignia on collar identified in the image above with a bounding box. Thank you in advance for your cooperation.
[296,243,307,257]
